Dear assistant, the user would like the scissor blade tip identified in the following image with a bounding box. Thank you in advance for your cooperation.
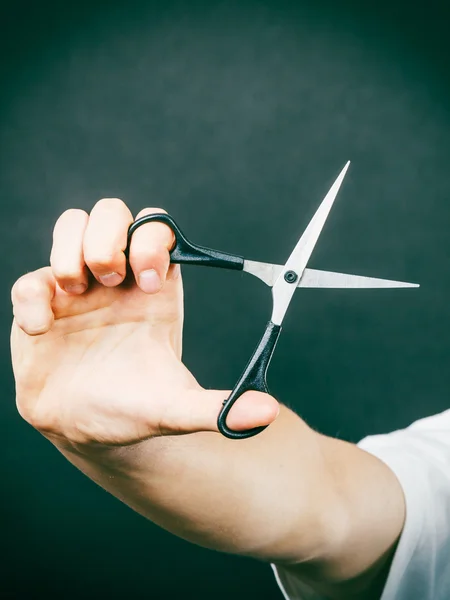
[334,162,351,184]
[399,282,420,288]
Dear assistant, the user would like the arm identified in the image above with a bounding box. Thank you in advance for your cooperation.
[59,408,404,600]
[11,199,405,600]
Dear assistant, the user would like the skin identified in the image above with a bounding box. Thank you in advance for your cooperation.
[11,199,406,599]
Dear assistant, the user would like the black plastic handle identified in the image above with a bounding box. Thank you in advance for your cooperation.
[218,321,282,440]
[127,213,244,270]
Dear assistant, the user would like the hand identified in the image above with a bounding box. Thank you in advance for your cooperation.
[11,199,279,449]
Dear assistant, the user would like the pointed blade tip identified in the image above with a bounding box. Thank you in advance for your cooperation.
[384,281,420,289]
[396,280,420,288]
[333,161,351,188]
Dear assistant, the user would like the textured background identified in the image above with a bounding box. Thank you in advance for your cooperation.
[1,0,449,598]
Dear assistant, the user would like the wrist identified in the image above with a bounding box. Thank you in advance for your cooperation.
[52,434,167,474]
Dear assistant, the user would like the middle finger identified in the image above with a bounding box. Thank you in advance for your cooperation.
[83,198,134,286]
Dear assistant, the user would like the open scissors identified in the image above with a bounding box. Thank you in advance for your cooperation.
[127,162,419,440]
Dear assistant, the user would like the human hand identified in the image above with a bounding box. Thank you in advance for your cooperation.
[11,199,279,449]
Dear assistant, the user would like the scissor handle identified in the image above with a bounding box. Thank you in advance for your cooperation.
[218,320,282,440]
[127,213,244,270]
[127,214,278,441]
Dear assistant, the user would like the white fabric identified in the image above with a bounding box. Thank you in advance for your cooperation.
[273,409,450,599]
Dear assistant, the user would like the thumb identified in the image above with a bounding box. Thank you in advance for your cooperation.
[163,389,280,436]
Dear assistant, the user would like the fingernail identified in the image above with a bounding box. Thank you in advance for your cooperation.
[65,283,87,294]
[139,269,162,294]
[98,272,123,287]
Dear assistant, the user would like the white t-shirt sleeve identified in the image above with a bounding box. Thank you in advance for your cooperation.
[273,409,450,600]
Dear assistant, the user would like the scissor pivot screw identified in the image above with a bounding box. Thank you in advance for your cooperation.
[284,270,298,284]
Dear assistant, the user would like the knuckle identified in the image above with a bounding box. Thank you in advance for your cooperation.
[130,247,162,263]
[94,197,127,213]
[51,264,82,282]
[131,208,175,253]
[12,275,42,303]
[53,209,89,237]
[84,250,120,271]
[135,207,167,219]
[56,208,88,224]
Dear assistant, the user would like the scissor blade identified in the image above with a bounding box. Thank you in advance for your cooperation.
[243,260,278,286]
[280,161,350,281]
[299,268,419,288]
[243,260,419,288]
[270,161,351,325]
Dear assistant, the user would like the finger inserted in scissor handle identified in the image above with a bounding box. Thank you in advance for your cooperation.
[218,321,282,440]
[127,213,245,270]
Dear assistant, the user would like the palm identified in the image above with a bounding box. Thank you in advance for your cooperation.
[11,268,199,446]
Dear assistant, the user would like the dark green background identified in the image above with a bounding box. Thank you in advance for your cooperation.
[1,1,449,598]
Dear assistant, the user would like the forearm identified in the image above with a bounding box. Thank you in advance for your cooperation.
[58,405,330,559]
[55,404,404,597]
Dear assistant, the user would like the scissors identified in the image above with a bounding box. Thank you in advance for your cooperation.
[127,162,419,440]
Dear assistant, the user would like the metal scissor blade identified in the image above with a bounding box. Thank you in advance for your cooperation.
[298,268,420,288]
[243,260,419,288]
[281,161,350,279]
[243,260,279,286]
[270,161,351,325]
